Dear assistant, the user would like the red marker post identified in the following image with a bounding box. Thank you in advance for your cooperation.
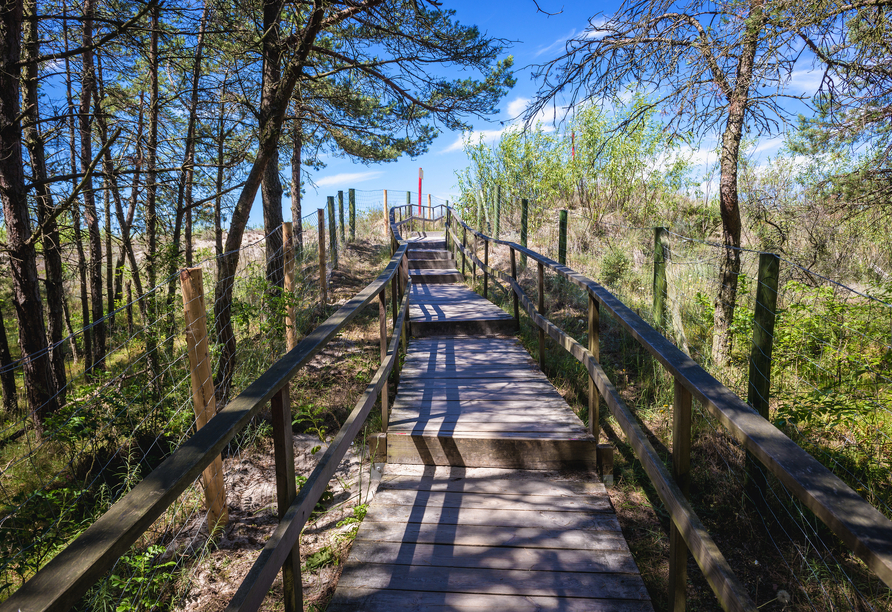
[418,168,423,217]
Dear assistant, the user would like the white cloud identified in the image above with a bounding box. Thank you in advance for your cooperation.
[314,171,382,188]
[789,68,825,96]
[506,97,530,120]
[752,136,784,155]
[534,29,577,57]
[442,129,507,154]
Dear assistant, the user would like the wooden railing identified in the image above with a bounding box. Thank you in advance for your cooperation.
[2,243,412,612]
[444,206,892,612]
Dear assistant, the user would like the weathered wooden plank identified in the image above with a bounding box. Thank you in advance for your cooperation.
[387,421,588,435]
[396,389,564,402]
[327,588,654,612]
[398,379,559,390]
[364,504,621,531]
[379,472,604,496]
[398,368,545,380]
[387,434,596,469]
[371,489,612,512]
[387,410,580,425]
[346,540,635,573]
[391,398,572,412]
[336,563,649,600]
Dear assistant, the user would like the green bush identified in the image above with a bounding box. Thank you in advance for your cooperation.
[600,248,631,287]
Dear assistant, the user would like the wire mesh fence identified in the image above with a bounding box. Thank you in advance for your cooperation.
[453,196,892,610]
[0,220,330,608]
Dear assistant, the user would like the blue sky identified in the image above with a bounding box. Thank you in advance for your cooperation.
[255,0,827,226]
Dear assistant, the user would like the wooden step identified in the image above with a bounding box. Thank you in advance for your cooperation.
[409,258,456,270]
[408,250,453,260]
[409,269,463,284]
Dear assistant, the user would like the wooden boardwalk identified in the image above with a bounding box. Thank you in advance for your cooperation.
[328,233,653,611]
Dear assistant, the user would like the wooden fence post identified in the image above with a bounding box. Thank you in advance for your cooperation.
[472,234,478,291]
[483,239,489,300]
[271,384,301,612]
[383,189,389,236]
[180,267,228,534]
[669,378,692,612]
[495,185,501,240]
[476,192,483,231]
[510,247,520,331]
[405,191,411,234]
[338,190,345,243]
[427,194,432,221]
[559,209,568,266]
[283,222,296,352]
[379,287,389,430]
[349,188,356,241]
[746,252,780,505]
[327,196,338,270]
[588,293,600,440]
[318,209,327,305]
[654,227,669,330]
[538,261,545,370]
[521,198,529,267]
[461,226,467,277]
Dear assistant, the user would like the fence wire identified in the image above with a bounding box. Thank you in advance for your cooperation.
[455,197,892,610]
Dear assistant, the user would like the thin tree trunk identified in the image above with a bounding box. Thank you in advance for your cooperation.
[290,108,303,257]
[214,91,226,263]
[80,0,106,373]
[0,300,18,413]
[262,0,285,293]
[214,1,328,400]
[0,0,59,431]
[65,6,92,366]
[711,0,763,367]
[96,50,115,329]
[62,296,80,363]
[23,0,66,405]
[145,3,160,388]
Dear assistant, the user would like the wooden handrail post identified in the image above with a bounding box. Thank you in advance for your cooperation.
[588,293,600,439]
[472,234,478,291]
[510,247,520,331]
[654,227,669,330]
[483,239,489,300]
[338,190,345,242]
[327,196,338,270]
[180,267,228,534]
[283,222,296,352]
[461,225,467,277]
[401,260,409,355]
[427,194,432,221]
[538,261,546,370]
[405,190,412,234]
[379,287,389,430]
[391,274,398,329]
[349,188,356,241]
[558,209,568,266]
[271,384,301,612]
[444,207,450,252]
[669,378,692,612]
[746,252,780,507]
[317,208,327,305]
[495,185,501,240]
[520,197,529,268]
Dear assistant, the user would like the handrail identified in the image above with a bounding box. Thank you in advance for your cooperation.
[389,203,446,244]
[2,243,410,612]
[446,205,892,604]
[226,280,412,611]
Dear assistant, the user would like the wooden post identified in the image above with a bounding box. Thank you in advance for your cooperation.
[180,267,228,534]
[495,185,501,240]
[318,209,327,305]
[427,193,432,221]
[379,288,389,430]
[283,222,297,352]
[588,293,600,440]
[669,378,692,612]
[558,209,568,266]
[405,191,411,234]
[401,257,409,355]
[327,196,338,270]
[476,193,483,231]
[483,239,489,300]
[746,252,780,505]
[349,188,356,241]
[472,234,478,291]
[338,190,345,242]
[271,385,301,612]
[654,227,669,330]
[521,197,529,267]
[461,226,467,277]
[383,189,389,236]
[538,261,545,371]
[510,247,519,331]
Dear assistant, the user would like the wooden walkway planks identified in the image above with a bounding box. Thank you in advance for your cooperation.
[326,231,652,611]
[328,466,652,612]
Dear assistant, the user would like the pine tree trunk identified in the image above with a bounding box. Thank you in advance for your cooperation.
[0,300,18,413]
[145,3,160,388]
[80,0,106,372]
[96,50,115,329]
[23,0,66,405]
[290,110,303,257]
[65,11,92,366]
[0,0,59,430]
[262,0,285,293]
